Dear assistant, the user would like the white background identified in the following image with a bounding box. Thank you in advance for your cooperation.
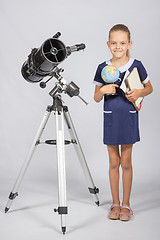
[0,0,160,239]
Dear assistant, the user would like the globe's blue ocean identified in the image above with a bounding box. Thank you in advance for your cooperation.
[101,65,120,83]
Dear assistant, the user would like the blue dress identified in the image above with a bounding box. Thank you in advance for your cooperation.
[93,58,149,145]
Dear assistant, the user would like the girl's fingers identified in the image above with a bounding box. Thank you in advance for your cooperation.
[112,84,119,88]
[127,89,134,95]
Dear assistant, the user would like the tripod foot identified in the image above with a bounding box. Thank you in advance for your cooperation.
[62,227,66,234]
[95,201,100,206]
[5,207,9,213]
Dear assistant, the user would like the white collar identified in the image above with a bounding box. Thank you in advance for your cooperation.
[106,58,134,73]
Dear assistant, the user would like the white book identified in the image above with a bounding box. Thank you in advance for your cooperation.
[125,67,144,111]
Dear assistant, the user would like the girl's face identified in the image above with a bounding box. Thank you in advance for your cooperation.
[107,30,132,59]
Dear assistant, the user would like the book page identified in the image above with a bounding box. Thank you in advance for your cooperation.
[126,68,144,110]
[127,68,143,90]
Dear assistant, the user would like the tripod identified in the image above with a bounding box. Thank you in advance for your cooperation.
[5,93,100,234]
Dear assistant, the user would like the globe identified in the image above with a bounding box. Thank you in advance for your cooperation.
[101,65,120,83]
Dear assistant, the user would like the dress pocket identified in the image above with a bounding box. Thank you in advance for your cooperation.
[129,110,137,127]
[104,111,112,127]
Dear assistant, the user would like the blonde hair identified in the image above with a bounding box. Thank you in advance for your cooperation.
[109,24,131,57]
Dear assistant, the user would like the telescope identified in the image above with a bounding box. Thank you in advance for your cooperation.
[5,32,100,234]
[21,32,87,104]
[21,32,85,83]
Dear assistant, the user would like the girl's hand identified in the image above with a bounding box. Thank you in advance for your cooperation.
[102,84,119,95]
[125,89,140,103]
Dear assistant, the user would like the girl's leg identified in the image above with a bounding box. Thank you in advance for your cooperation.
[121,144,133,207]
[107,145,120,206]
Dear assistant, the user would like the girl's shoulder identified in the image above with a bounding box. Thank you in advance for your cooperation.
[97,61,107,70]
[128,58,147,72]
[129,59,148,83]
[131,59,143,67]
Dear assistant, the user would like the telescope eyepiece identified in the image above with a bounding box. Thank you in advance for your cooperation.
[67,43,86,56]
[75,44,86,51]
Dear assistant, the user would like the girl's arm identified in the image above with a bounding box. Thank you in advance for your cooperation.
[125,80,153,102]
[94,84,119,102]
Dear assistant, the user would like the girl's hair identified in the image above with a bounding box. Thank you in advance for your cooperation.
[109,24,131,57]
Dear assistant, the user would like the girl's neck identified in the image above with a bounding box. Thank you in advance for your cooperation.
[110,56,129,68]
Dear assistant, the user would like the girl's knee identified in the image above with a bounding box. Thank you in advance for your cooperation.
[107,145,120,169]
[109,157,120,169]
[121,157,132,170]
[120,144,133,170]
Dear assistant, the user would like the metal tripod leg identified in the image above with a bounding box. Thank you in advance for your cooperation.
[63,107,100,205]
[5,106,52,213]
[54,109,67,235]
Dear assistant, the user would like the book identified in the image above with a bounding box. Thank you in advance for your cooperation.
[125,67,144,111]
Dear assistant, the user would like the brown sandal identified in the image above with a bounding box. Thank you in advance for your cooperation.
[108,204,121,220]
[120,205,133,221]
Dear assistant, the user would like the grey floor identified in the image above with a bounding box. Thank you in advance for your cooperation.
[0,177,159,240]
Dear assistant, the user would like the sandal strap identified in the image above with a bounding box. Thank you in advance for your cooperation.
[110,204,121,210]
[121,205,133,215]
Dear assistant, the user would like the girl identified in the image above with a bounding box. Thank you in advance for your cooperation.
[93,24,153,221]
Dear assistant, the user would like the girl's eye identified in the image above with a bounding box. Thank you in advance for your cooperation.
[121,43,126,45]
[111,42,116,45]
